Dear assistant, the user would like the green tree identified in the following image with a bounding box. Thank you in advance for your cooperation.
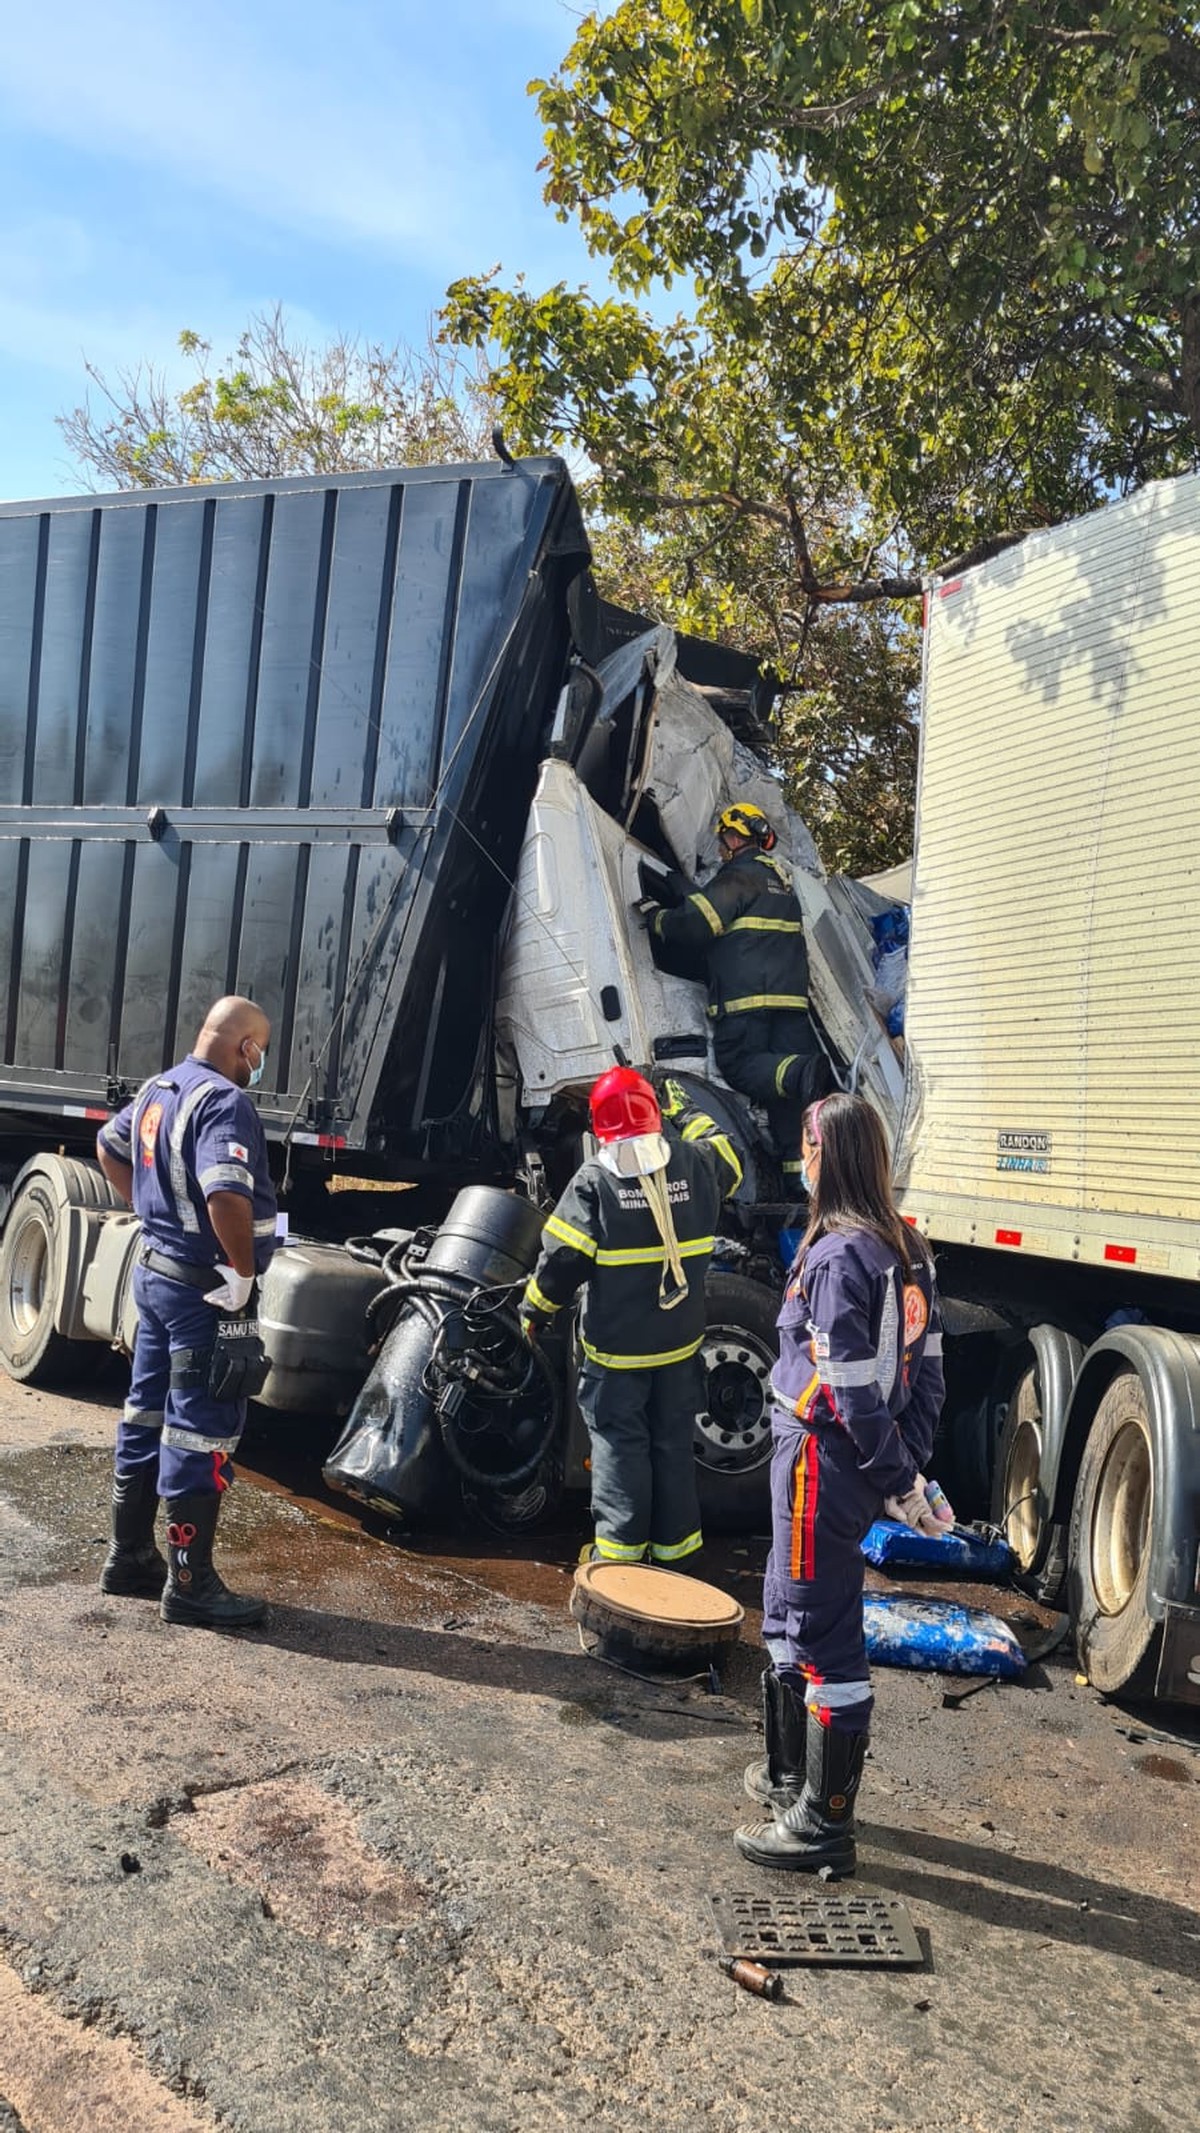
[60,306,492,489]
[444,0,1200,867]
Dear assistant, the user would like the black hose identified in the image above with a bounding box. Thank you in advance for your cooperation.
[366,1253,561,1491]
[435,1336,561,1491]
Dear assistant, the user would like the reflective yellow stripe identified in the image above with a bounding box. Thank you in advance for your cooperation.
[689,893,724,937]
[679,1111,743,1192]
[652,908,667,940]
[775,1053,799,1096]
[594,1237,713,1266]
[781,1158,805,1174]
[593,1536,649,1562]
[727,917,804,934]
[712,1133,743,1191]
[581,1335,706,1369]
[650,1530,703,1562]
[524,1276,561,1314]
[753,853,793,887]
[544,1215,597,1257]
[721,993,809,1014]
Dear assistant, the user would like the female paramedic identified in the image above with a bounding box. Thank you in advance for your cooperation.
[734,1091,950,1877]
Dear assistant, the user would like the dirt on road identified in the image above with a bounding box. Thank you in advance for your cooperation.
[0,1372,1196,2133]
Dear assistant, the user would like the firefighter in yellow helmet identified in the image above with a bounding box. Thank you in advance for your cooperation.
[646,802,830,1186]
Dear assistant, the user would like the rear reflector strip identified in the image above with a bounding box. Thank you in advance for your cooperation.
[62,1104,110,1120]
[995,1229,1022,1247]
[1104,1243,1137,1265]
[289,1132,348,1149]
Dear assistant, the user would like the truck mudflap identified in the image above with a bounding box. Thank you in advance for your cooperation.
[1155,1604,1200,1704]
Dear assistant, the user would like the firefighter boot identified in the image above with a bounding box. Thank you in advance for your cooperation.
[743,1668,807,1812]
[733,1722,866,1876]
[161,1491,266,1629]
[100,1467,167,1597]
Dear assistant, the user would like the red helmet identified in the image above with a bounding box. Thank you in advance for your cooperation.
[589,1066,661,1144]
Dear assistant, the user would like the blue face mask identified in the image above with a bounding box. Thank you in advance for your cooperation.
[800,1161,814,1196]
[244,1041,267,1088]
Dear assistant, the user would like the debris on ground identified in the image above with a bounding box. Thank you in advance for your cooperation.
[863,1593,1026,1677]
[861,1519,1014,1578]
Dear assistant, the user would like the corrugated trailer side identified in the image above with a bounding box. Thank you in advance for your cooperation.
[0,457,590,1165]
[895,474,1200,1706]
[899,471,1200,1280]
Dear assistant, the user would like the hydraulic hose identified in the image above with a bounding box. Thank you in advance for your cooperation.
[434,1337,561,1491]
[365,1250,561,1492]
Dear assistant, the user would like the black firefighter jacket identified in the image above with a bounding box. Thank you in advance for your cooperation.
[524,1103,743,1369]
[649,849,809,1028]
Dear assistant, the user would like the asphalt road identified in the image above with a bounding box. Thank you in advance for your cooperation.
[0,1369,1196,2133]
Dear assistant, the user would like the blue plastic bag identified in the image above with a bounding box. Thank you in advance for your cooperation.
[861,1518,1014,1579]
[863,1594,1026,1678]
[869,906,909,1036]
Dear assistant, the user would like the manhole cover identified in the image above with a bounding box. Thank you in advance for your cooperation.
[709,1888,922,1968]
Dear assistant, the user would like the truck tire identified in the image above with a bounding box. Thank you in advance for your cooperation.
[0,1172,94,1384]
[1068,1369,1160,1697]
[694,1270,778,1534]
[990,1362,1066,1601]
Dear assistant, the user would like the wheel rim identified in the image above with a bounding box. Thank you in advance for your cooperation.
[1002,1368,1043,1570]
[696,1324,773,1476]
[1089,1416,1152,1616]
[7,1210,51,1338]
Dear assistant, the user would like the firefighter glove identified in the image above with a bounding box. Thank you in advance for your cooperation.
[659,1077,689,1121]
[520,1306,553,1348]
[637,859,688,909]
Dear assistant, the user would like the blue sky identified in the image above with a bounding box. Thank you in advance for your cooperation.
[0,0,601,500]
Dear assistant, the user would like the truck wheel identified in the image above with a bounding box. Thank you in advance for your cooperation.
[694,1271,777,1533]
[0,1174,93,1384]
[990,1362,1066,1601]
[1068,1369,1160,1696]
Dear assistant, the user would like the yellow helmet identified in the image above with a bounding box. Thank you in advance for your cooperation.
[714,801,776,851]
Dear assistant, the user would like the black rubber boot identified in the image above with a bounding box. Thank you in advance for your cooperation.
[161,1491,266,1629]
[734,1723,866,1875]
[100,1468,167,1597]
[743,1668,807,1811]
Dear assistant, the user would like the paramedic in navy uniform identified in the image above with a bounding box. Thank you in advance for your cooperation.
[95,995,278,1628]
[735,1091,948,1876]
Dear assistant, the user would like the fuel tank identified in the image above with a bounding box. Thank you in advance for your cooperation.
[322,1187,555,1525]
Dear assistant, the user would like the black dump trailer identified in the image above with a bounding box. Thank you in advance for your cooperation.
[0,456,591,1178]
[0,455,616,1444]
[0,453,807,1546]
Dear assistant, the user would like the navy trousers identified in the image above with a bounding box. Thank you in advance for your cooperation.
[117,1266,246,1498]
[712,1010,830,1174]
[577,1355,704,1563]
[761,1415,880,1733]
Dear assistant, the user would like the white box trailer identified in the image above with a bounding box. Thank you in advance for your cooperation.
[897,470,1200,1702]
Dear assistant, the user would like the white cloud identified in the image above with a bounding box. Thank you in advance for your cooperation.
[0,2,545,268]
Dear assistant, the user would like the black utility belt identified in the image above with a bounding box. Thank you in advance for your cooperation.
[140,1246,224,1294]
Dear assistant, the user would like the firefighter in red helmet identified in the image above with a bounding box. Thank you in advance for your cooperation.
[521,1067,743,1567]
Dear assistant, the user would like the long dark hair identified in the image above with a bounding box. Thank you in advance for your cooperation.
[799,1091,930,1273]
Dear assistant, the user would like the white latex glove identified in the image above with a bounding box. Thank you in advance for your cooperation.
[885,1474,952,1539]
[205,1264,255,1313]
